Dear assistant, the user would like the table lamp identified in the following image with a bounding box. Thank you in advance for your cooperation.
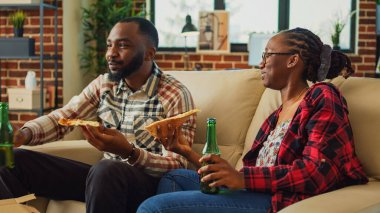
[181,15,198,70]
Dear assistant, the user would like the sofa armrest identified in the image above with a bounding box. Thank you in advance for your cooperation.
[279,181,380,213]
[20,140,103,165]
[356,202,380,213]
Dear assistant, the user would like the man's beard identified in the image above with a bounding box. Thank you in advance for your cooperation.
[108,50,144,82]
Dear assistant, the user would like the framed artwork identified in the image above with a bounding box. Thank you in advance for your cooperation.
[197,10,229,53]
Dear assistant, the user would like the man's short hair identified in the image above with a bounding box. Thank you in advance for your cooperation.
[118,17,159,49]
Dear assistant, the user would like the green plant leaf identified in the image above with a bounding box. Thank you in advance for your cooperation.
[80,0,147,76]
[330,10,356,47]
[9,10,26,28]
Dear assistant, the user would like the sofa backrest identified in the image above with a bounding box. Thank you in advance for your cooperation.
[331,76,380,179]
[166,70,265,168]
[235,87,281,170]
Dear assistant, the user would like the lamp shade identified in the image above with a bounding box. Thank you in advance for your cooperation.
[181,15,198,36]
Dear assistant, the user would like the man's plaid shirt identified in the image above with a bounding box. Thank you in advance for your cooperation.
[242,83,368,212]
[23,65,196,177]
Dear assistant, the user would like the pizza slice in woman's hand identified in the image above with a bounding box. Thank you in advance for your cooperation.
[144,109,200,138]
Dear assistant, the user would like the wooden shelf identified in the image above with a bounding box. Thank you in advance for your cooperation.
[0,0,59,116]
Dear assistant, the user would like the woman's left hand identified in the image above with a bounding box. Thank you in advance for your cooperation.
[156,124,192,156]
[198,154,245,190]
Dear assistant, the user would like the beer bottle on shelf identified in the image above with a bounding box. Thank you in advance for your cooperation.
[200,117,220,194]
[0,102,14,168]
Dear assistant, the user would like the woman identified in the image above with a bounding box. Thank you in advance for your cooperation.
[137,28,368,213]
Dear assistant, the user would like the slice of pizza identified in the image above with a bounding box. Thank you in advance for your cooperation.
[144,109,200,138]
[58,118,100,127]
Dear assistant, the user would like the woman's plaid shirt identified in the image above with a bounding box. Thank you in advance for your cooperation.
[242,83,368,212]
[23,66,196,177]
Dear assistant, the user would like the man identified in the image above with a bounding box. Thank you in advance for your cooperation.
[0,17,196,213]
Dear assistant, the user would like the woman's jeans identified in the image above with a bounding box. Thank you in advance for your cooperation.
[137,169,272,213]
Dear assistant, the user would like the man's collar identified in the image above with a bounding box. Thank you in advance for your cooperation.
[142,62,162,98]
[115,62,162,97]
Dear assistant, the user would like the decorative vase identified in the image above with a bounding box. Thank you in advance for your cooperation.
[14,28,24,37]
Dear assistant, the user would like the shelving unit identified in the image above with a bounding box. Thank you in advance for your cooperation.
[0,0,58,116]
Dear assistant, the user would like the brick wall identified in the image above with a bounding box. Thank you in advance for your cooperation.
[0,0,377,126]
[354,0,377,77]
[0,0,149,126]
[0,0,63,126]
[156,0,378,78]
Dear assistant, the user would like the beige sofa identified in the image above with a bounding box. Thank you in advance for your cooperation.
[22,69,380,213]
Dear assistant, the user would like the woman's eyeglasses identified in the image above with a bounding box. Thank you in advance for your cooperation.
[261,52,294,64]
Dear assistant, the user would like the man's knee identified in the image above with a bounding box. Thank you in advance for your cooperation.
[87,160,129,185]
[89,159,122,174]
[13,148,31,161]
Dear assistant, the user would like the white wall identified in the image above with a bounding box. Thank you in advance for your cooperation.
[62,0,93,140]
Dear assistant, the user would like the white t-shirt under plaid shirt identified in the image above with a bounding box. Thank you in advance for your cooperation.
[23,64,196,177]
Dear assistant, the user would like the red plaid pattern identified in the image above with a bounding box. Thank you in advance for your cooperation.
[242,83,368,212]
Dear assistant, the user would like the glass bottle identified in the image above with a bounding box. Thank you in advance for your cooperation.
[200,117,220,194]
[0,102,14,168]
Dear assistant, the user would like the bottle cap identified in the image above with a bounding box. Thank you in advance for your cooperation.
[207,117,216,123]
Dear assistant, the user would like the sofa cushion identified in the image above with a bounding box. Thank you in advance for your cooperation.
[27,197,49,213]
[279,180,380,213]
[356,200,380,213]
[235,88,281,170]
[332,77,380,179]
[21,140,103,165]
[167,70,265,168]
[46,200,85,213]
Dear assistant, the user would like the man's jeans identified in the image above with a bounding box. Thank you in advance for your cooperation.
[0,148,159,213]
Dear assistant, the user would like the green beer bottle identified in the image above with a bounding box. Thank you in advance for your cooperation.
[200,118,221,194]
[0,102,14,168]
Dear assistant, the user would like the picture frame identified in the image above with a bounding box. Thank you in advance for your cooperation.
[197,10,229,53]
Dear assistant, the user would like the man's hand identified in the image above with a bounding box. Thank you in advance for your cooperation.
[198,154,245,190]
[79,125,134,159]
[13,128,32,147]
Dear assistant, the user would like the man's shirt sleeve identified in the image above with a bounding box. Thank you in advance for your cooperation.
[23,76,102,145]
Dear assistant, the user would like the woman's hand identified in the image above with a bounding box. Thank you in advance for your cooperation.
[156,124,202,168]
[80,125,133,158]
[198,154,245,190]
[156,124,192,156]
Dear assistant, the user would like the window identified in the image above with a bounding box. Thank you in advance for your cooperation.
[289,0,355,51]
[152,0,213,50]
[224,0,278,44]
[150,0,356,52]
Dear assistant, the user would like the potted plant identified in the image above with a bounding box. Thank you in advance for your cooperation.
[330,10,356,50]
[80,0,146,77]
[9,10,26,37]
[331,22,344,50]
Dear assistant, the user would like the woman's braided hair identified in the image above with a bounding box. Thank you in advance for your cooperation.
[280,28,354,82]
